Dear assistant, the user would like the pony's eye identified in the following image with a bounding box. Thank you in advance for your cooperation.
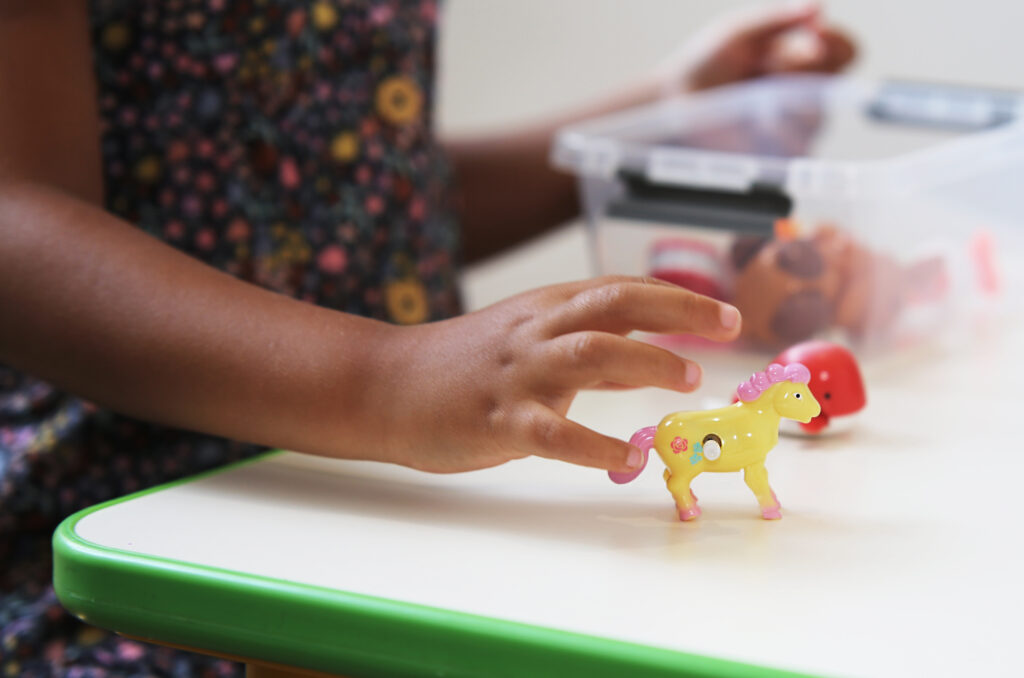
[795,393,802,399]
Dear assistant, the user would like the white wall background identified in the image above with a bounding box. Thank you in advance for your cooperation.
[438,0,1024,134]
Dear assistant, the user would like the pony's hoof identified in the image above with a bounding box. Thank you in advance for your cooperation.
[679,505,702,521]
[761,507,782,520]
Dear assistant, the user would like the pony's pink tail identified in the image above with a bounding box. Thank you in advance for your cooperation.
[608,426,656,484]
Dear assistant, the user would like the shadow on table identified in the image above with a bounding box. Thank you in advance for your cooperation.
[205,457,902,562]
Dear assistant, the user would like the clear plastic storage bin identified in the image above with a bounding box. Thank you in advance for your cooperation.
[552,75,1024,352]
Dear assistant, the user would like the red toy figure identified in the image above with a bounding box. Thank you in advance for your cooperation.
[772,341,866,434]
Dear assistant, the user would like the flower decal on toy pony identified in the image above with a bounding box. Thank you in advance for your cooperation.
[609,363,820,521]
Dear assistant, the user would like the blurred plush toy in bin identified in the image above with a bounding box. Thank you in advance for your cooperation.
[730,226,949,347]
[773,341,866,435]
[610,363,820,521]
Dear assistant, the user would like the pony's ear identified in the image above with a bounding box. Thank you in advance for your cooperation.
[783,363,811,384]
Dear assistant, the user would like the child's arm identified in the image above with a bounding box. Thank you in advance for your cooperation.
[1,179,738,473]
[1,0,740,474]
[0,180,401,461]
[0,0,103,203]
[445,3,855,263]
[1,182,738,472]
[0,1,391,464]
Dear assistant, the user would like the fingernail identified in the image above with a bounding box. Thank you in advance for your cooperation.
[720,304,741,331]
[685,362,702,389]
[626,446,644,469]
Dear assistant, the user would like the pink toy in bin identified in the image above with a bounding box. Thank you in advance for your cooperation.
[648,238,728,301]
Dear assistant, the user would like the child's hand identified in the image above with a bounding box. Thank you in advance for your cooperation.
[371,276,740,474]
[658,2,856,94]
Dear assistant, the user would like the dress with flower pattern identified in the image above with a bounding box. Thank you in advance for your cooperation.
[0,1,459,675]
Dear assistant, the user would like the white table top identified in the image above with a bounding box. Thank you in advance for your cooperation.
[74,224,1024,678]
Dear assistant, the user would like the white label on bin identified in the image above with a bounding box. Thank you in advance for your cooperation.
[581,140,621,178]
[647,152,757,191]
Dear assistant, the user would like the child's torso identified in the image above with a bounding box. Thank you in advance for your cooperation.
[91,0,460,323]
[2,0,457,597]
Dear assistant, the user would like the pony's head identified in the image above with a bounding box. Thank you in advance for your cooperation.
[736,362,821,423]
[772,379,820,423]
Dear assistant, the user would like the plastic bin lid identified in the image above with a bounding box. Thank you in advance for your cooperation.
[552,75,1024,200]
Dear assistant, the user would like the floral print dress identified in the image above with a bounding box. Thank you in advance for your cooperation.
[1,1,459,675]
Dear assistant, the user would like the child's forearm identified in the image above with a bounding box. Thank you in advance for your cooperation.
[442,77,660,263]
[0,182,743,475]
[0,180,398,459]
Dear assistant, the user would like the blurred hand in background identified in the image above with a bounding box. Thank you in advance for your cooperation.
[450,2,858,262]
[658,2,857,94]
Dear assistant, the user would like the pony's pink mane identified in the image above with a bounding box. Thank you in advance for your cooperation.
[736,362,811,403]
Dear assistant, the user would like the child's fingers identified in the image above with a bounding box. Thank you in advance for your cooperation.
[730,2,820,45]
[765,25,857,75]
[817,26,856,71]
[541,274,679,304]
[511,403,645,472]
[490,276,679,324]
[542,281,741,341]
[537,332,701,392]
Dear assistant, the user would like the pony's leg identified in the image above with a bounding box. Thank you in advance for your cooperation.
[664,469,698,503]
[743,462,782,520]
[666,470,701,521]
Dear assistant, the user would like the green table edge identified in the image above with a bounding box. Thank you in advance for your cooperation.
[53,452,824,678]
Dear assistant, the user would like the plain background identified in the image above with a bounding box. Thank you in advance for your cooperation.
[438,0,1024,134]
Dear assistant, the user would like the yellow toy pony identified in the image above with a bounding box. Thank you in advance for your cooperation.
[610,363,820,521]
